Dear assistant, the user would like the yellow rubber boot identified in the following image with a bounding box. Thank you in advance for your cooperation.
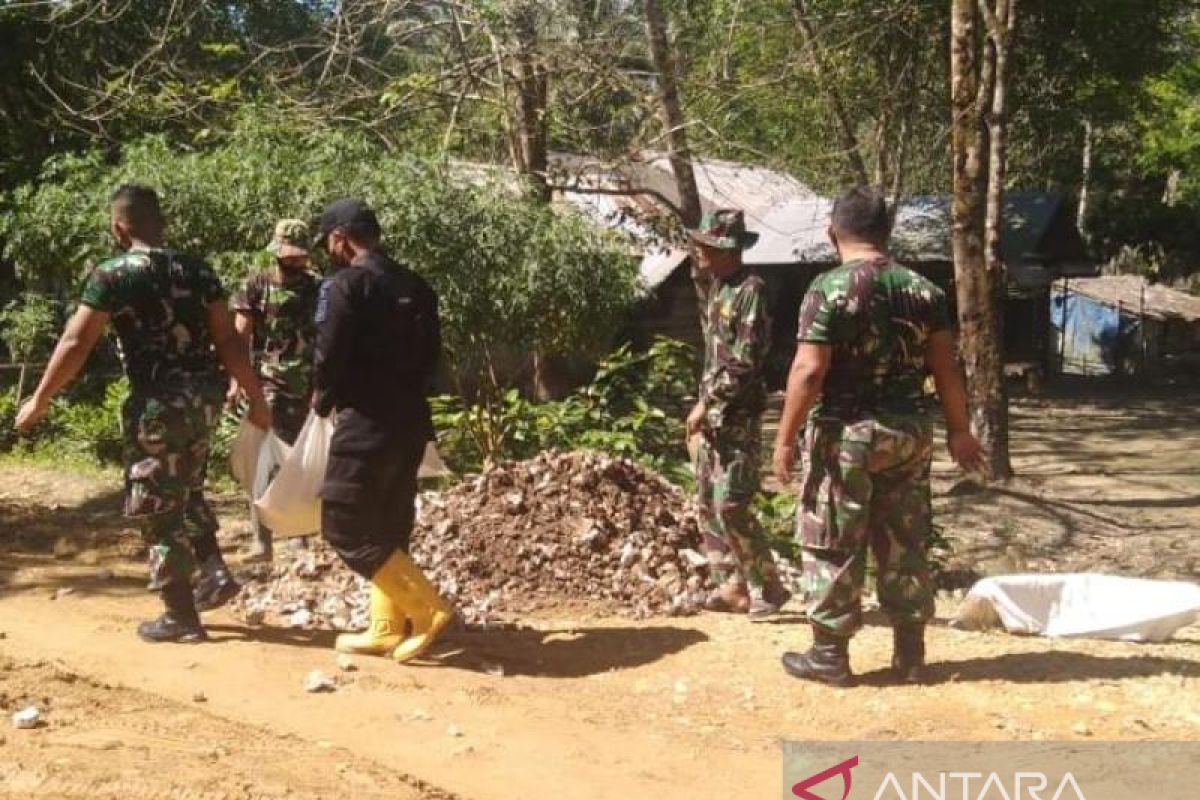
[387,552,454,663]
[334,582,407,655]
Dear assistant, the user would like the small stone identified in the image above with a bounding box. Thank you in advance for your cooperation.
[12,706,41,729]
[410,709,431,722]
[453,745,476,756]
[192,692,207,703]
[0,632,7,640]
[183,662,198,670]
[52,587,74,601]
[336,654,357,672]
[289,609,314,628]
[317,740,335,749]
[447,724,463,738]
[304,670,337,693]
[1072,722,1093,737]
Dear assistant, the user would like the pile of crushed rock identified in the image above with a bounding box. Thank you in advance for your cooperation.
[233,451,721,628]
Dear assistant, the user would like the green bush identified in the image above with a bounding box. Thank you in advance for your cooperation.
[432,336,699,477]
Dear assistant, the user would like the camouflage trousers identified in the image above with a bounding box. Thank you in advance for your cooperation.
[122,390,220,590]
[696,417,778,590]
[796,416,936,637]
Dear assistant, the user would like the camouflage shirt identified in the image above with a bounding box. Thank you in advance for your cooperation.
[230,268,320,398]
[80,247,225,394]
[796,257,951,419]
[700,267,771,427]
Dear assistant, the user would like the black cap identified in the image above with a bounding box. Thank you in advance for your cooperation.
[314,197,381,248]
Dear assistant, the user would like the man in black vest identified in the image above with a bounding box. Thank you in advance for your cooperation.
[312,198,452,663]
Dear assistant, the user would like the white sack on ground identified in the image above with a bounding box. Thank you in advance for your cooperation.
[953,573,1200,642]
[255,412,333,539]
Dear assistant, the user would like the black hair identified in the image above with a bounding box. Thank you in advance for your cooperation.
[831,186,891,244]
[109,184,163,232]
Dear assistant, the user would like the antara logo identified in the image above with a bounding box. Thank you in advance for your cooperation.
[792,756,860,800]
[791,757,1088,800]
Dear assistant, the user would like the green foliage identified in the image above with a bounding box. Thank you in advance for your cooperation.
[0,294,60,362]
[0,110,639,390]
[432,337,699,477]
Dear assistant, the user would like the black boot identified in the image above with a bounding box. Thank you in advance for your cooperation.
[891,624,926,684]
[138,582,207,643]
[781,626,853,686]
[193,554,241,612]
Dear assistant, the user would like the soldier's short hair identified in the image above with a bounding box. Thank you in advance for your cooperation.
[831,186,890,244]
[110,184,164,232]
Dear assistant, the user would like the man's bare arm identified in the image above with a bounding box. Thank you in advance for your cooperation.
[15,306,109,433]
[207,302,271,430]
[771,343,831,484]
[924,330,984,471]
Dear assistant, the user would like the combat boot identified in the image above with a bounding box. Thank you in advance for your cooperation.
[138,582,207,643]
[384,551,454,664]
[193,553,241,612]
[891,623,926,684]
[781,626,853,687]
[335,582,408,656]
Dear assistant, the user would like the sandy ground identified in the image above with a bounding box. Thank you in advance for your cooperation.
[0,391,1197,799]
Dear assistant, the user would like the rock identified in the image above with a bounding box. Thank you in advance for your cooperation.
[483,662,505,677]
[289,609,314,628]
[0,631,6,640]
[12,706,41,729]
[409,709,431,722]
[52,587,74,601]
[336,654,358,672]
[304,671,337,693]
[447,724,464,738]
[1072,722,1093,737]
[192,692,207,703]
[233,450,719,626]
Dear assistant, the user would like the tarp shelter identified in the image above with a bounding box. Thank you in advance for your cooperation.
[1051,276,1200,378]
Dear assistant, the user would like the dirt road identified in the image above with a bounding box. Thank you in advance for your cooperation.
[1,394,1198,799]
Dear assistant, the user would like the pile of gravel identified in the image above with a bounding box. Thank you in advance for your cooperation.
[234,450,717,627]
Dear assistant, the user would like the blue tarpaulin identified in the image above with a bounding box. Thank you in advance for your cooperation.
[1051,289,1141,376]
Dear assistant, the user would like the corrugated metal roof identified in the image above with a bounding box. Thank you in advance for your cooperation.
[1065,276,1200,323]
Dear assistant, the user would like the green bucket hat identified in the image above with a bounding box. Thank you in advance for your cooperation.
[686,208,759,251]
[266,218,310,258]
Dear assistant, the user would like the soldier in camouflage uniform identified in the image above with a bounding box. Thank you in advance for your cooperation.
[229,219,321,562]
[771,187,982,685]
[16,184,271,643]
[686,209,792,618]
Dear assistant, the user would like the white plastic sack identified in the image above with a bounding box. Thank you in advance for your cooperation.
[230,417,290,498]
[954,573,1200,642]
[254,412,333,539]
[229,418,267,493]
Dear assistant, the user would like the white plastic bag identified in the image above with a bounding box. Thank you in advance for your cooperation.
[953,573,1200,642]
[229,418,267,493]
[255,412,333,539]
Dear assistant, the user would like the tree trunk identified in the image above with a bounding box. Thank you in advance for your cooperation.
[952,0,1009,481]
[1077,118,1093,242]
[512,9,550,204]
[643,0,702,229]
[642,0,709,327]
[793,0,870,186]
[980,0,1016,479]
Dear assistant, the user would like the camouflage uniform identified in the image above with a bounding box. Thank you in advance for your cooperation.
[696,267,777,590]
[230,267,320,444]
[793,256,951,636]
[80,248,227,589]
